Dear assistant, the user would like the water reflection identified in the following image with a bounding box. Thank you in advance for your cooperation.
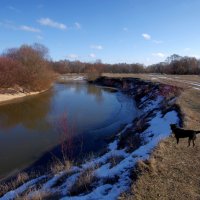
[86,84,103,103]
[0,91,52,131]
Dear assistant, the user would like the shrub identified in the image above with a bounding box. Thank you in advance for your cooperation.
[0,43,55,91]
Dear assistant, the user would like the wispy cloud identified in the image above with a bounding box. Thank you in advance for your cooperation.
[38,18,67,30]
[189,54,200,58]
[0,21,17,30]
[90,45,103,50]
[36,35,43,40]
[20,25,41,33]
[37,4,44,9]
[152,52,165,58]
[67,54,79,59]
[184,47,191,52]
[74,22,81,29]
[142,33,151,40]
[153,40,163,44]
[0,21,42,34]
[89,53,96,58]
[7,6,20,13]
[123,27,128,32]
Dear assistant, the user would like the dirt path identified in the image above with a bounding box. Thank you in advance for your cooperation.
[148,74,200,91]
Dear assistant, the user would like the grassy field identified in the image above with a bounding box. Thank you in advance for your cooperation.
[103,73,200,200]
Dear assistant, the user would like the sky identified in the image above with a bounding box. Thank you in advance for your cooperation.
[0,0,200,65]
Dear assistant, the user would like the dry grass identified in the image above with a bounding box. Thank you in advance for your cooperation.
[21,189,52,200]
[122,137,200,200]
[177,89,200,128]
[50,160,73,174]
[112,74,200,200]
[0,172,29,197]
[69,165,98,196]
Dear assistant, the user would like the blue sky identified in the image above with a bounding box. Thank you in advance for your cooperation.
[0,0,200,65]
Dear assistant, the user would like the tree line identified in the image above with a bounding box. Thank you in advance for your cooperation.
[53,54,200,75]
[147,54,200,74]
[0,44,199,91]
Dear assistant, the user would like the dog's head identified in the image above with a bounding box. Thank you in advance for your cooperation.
[170,124,177,130]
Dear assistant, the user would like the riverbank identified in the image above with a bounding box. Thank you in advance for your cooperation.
[113,75,200,200]
[0,76,182,199]
[0,89,50,106]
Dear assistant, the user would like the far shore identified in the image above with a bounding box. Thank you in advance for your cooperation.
[0,89,50,106]
[0,75,86,106]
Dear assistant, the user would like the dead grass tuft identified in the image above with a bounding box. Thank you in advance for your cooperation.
[69,166,98,196]
[50,160,73,174]
[21,189,52,200]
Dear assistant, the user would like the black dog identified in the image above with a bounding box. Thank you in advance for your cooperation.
[170,124,200,147]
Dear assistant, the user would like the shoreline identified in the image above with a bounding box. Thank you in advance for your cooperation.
[0,88,51,107]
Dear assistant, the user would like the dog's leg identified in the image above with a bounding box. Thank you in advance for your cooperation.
[193,139,195,147]
[188,138,191,147]
[176,137,179,144]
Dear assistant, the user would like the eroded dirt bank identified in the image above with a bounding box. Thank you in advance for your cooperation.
[0,77,183,200]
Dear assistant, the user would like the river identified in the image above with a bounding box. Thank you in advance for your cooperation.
[0,81,138,178]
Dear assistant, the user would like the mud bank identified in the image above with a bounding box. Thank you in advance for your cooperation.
[0,77,182,200]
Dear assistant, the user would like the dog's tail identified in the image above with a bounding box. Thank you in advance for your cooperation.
[195,131,200,134]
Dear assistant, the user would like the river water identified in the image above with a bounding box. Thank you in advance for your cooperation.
[0,82,138,178]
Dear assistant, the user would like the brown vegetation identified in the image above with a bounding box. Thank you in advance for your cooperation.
[69,166,98,196]
[0,43,55,92]
[0,172,29,196]
[148,54,200,74]
[52,54,200,75]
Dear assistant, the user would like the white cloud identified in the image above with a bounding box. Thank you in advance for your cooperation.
[74,22,81,29]
[123,27,128,32]
[38,18,67,30]
[20,25,41,33]
[89,53,96,58]
[90,45,103,50]
[152,52,165,58]
[142,33,151,40]
[67,54,79,59]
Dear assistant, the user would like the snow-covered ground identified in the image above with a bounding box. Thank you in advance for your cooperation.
[0,80,180,200]
[59,75,86,82]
